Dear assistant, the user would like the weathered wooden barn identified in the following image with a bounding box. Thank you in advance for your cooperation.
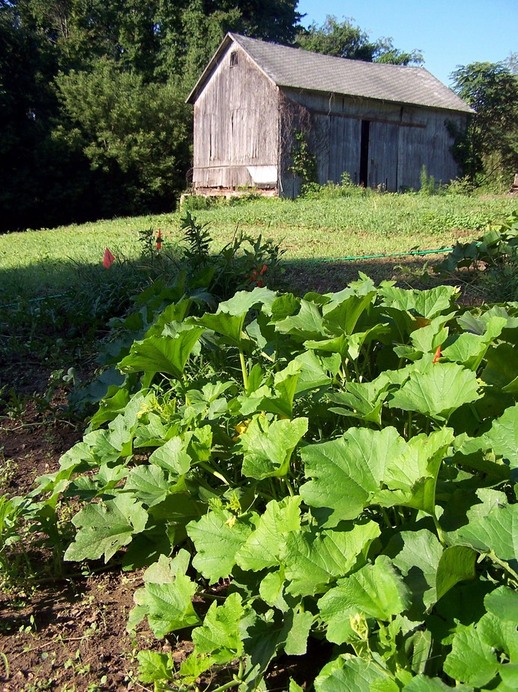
[187,33,473,197]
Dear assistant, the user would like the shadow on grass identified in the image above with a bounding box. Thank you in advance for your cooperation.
[282,255,443,295]
[0,252,449,394]
[0,258,170,393]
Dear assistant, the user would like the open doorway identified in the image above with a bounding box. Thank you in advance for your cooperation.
[359,120,370,186]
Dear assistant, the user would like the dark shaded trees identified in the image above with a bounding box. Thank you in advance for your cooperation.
[1,0,303,231]
[54,61,191,214]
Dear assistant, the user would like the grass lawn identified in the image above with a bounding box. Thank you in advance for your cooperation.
[0,191,516,390]
[0,192,516,302]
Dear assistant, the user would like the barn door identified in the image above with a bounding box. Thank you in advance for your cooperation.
[365,121,400,191]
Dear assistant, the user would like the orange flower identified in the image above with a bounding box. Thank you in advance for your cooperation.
[156,230,163,251]
[103,247,115,269]
[432,345,442,364]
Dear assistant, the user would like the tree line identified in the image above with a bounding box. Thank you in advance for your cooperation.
[1,1,517,232]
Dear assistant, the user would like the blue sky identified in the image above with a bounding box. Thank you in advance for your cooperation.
[297,0,517,85]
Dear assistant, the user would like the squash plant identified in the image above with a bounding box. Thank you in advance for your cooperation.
[33,277,518,689]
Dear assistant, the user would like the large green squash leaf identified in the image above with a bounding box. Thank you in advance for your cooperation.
[218,286,277,316]
[300,427,406,524]
[483,403,518,469]
[128,552,200,639]
[485,586,518,623]
[444,612,518,686]
[451,500,518,563]
[380,285,458,318]
[441,315,507,370]
[301,427,452,523]
[373,428,454,515]
[283,521,380,597]
[64,494,148,562]
[275,299,328,341]
[318,556,411,644]
[235,496,302,572]
[187,509,253,583]
[239,415,308,480]
[315,655,399,692]
[387,362,481,421]
[124,465,177,508]
[321,288,377,335]
[148,436,192,475]
[118,326,205,378]
[329,375,390,426]
[191,592,248,664]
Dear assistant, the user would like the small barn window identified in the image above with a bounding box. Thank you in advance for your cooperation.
[230,51,238,67]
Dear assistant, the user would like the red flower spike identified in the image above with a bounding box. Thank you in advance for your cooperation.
[432,346,442,364]
[260,264,268,275]
[103,247,115,269]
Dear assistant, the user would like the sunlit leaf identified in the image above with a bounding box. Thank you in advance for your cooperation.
[187,509,253,583]
[283,521,380,597]
[129,552,200,638]
[64,494,148,562]
[236,496,302,572]
[118,327,205,377]
[239,415,308,480]
[387,362,481,421]
[318,556,411,644]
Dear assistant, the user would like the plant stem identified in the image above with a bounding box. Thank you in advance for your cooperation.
[239,350,249,390]
[0,652,10,680]
[433,514,447,546]
[210,673,244,692]
[198,461,231,486]
[490,551,518,584]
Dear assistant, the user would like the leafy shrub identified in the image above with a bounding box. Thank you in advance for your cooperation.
[177,211,284,300]
[302,172,371,199]
[438,211,518,299]
[19,277,518,689]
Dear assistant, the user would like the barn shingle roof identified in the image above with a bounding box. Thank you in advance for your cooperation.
[188,33,473,114]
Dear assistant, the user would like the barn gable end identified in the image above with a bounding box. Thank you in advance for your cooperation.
[187,34,473,196]
[189,39,280,194]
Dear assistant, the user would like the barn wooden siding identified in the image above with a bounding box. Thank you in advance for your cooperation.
[192,45,280,193]
[279,88,467,195]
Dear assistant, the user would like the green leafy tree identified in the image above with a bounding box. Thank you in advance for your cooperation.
[451,61,518,183]
[12,0,160,77]
[0,0,68,231]
[155,0,301,91]
[296,15,422,65]
[54,60,191,212]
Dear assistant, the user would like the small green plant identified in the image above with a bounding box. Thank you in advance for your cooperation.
[290,130,317,187]
[0,386,26,419]
[180,210,213,268]
[419,165,442,195]
[0,496,32,585]
[302,173,371,199]
[438,210,518,275]
[178,212,284,300]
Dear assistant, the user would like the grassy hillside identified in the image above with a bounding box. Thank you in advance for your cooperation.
[1,192,516,301]
[0,192,516,390]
